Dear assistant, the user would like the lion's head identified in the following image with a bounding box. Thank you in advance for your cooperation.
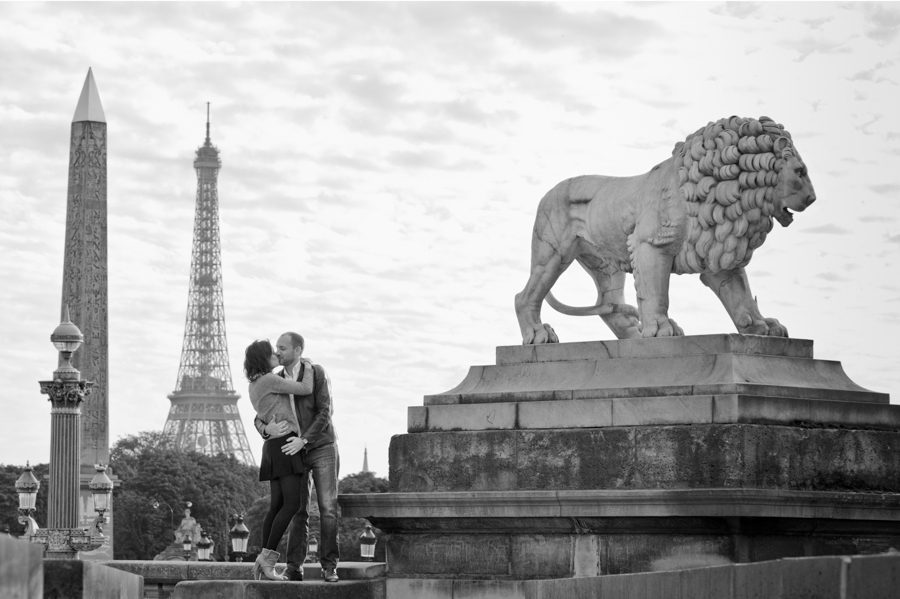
[671,116,815,275]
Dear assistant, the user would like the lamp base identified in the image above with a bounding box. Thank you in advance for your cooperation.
[31,528,106,559]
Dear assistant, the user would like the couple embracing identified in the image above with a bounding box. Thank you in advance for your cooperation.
[244,332,340,582]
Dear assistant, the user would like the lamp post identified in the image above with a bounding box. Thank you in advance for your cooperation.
[359,524,376,561]
[196,530,213,561]
[229,514,249,562]
[306,536,318,563]
[15,463,41,538]
[151,500,175,535]
[31,310,106,558]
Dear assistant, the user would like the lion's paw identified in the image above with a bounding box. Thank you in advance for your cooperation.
[739,316,788,337]
[522,323,559,345]
[641,315,684,338]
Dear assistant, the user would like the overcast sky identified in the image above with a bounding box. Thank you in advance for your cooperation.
[1,2,899,480]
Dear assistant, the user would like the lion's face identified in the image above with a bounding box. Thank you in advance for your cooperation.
[773,154,816,227]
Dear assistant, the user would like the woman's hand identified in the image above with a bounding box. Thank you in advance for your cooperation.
[265,420,291,438]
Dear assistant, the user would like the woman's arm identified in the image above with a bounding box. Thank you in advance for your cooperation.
[265,361,314,395]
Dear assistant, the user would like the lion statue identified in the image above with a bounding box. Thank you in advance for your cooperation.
[515,115,816,344]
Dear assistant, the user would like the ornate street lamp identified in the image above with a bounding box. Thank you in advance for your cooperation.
[196,530,213,561]
[15,463,41,538]
[306,536,318,563]
[182,534,193,560]
[88,463,113,535]
[229,514,249,562]
[359,524,376,561]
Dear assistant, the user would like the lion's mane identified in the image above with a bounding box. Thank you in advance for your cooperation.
[670,116,797,274]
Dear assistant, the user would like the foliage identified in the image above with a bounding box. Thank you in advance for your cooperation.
[109,431,267,560]
[0,463,49,538]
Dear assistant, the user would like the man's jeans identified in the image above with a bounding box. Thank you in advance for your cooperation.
[286,443,340,571]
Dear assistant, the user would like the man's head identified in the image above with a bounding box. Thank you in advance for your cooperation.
[275,331,305,368]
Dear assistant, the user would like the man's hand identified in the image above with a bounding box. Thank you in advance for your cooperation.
[265,420,290,437]
[282,436,308,455]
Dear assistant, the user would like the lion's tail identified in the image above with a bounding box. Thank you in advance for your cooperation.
[545,292,640,318]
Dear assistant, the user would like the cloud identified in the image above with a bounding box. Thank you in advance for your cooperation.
[815,272,845,282]
[856,3,900,45]
[802,17,832,31]
[801,224,852,235]
[847,61,896,84]
[710,2,763,19]
[870,184,900,196]
[781,36,849,62]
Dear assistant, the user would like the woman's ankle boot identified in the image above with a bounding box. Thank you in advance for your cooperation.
[254,548,287,581]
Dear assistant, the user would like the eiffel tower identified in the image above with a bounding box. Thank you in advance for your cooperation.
[163,105,255,465]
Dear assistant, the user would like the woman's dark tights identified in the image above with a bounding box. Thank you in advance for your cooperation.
[262,473,306,551]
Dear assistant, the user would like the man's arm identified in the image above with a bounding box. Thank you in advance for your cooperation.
[300,364,333,444]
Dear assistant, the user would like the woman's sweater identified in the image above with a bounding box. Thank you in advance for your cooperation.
[248,367,314,437]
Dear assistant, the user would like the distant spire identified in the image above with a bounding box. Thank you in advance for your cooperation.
[362,446,370,473]
[72,67,106,123]
[205,102,211,146]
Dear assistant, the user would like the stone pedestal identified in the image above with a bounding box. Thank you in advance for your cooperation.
[341,335,900,579]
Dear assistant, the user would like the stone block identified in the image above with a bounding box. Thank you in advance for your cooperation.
[517,428,635,491]
[612,396,713,426]
[43,560,143,599]
[845,553,900,599]
[634,425,743,489]
[390,430,517,492]
[427,403,517,431]
[386,534,511,577]
[780,556,848,599]
[519,399,612,429]
[510,535,573,579]
[386,578,454,599]
[454,579,530,599]
[733,560,784,599]
[408,407,427,432]
[678,564,734,599]
[573,535,602,577]
[173,580,384,599]
[0,535,43,599]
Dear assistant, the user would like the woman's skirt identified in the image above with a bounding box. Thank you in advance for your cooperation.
[259,435,307,481]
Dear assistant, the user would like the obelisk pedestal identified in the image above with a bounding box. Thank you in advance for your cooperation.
[59,68,116,559]
[342,335,900,589]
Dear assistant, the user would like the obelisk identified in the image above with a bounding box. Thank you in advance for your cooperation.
[60,68,114,559]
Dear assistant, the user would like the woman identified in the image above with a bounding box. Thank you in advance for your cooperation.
[244,339,314,581]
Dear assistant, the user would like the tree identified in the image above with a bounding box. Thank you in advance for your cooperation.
[109,431,267,560]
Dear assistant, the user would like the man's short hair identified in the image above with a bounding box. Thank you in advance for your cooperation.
[282,331,305,352]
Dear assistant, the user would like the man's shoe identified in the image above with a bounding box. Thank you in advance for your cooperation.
[284,567,304,582]
[322,567,339,582]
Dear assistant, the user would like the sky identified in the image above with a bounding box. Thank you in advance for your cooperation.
[1,2,899,482]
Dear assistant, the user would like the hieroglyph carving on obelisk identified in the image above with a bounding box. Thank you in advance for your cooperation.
[59,68,114,559]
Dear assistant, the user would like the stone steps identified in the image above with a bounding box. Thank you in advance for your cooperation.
[173,579,385,599]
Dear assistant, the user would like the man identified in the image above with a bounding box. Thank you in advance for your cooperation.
[254,331,340,582]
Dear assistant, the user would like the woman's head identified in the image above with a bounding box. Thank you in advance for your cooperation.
[244,339,277,381]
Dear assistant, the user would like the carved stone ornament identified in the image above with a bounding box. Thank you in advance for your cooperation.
[39,379,93,405]
[31,527,105,554]
[515,115,816,345]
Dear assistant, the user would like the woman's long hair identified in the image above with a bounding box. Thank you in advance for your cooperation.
[244,339,274,382]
